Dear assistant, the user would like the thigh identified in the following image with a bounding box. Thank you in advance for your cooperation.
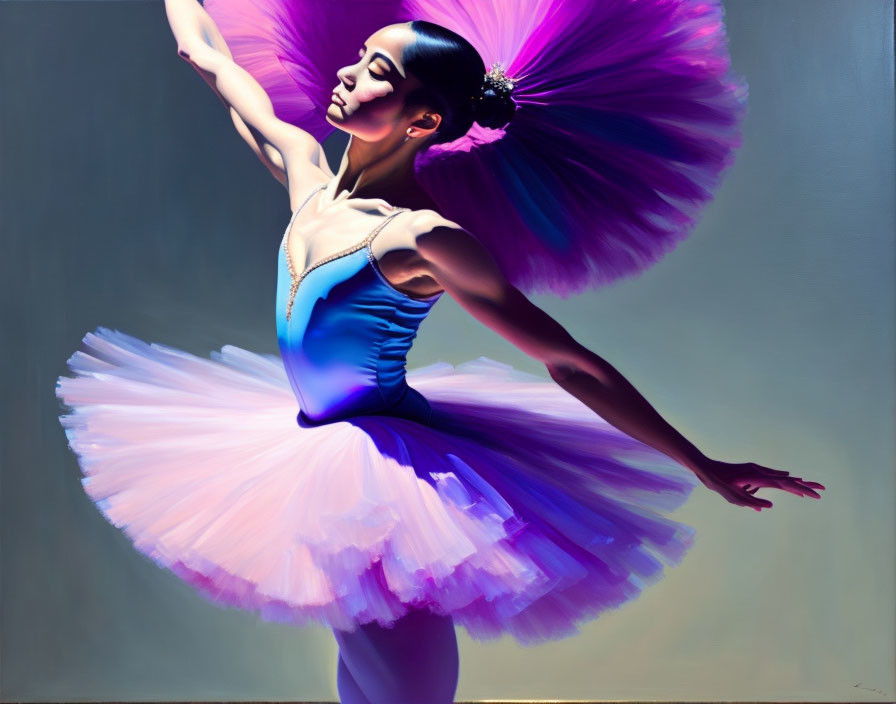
[333,606,459,704]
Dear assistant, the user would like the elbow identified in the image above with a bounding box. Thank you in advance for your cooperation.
[544,337,607,385]
[177,39,220,71]
[546,360,579,383]
[544,338,583,382]
[176,39,201,62]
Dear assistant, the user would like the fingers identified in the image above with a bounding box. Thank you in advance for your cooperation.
[794,479,824,498]
[749,492,772,509]
[748,464,826,499]
[729,487,772,511]
[744,494,770,510]
[776,477,823,499]
[715,461,825,510]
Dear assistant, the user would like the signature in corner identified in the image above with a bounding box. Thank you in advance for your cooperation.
[854,682,889,697]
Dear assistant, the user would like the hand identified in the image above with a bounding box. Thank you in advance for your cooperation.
[693,457,825,511]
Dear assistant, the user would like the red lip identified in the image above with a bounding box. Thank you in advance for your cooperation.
[331,92,346,106]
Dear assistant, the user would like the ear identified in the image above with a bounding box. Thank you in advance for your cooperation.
[406,111,442,140]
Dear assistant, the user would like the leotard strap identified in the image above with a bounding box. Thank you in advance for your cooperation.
[281,185,411,320]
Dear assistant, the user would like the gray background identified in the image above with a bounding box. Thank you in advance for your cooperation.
[1,0,893,701]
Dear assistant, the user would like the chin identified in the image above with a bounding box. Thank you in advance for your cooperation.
[324,121,371,143]
[324,116,355,138]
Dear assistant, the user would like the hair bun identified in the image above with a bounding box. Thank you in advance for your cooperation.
[473,62,517,129]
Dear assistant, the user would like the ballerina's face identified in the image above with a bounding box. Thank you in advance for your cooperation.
[326,23,435,142]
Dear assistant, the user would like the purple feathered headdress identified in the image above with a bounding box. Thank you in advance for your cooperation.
[203,0,748,297]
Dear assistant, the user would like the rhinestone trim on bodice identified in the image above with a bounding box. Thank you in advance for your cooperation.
[280,184,411,321]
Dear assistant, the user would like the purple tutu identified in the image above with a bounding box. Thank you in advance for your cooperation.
[56,328,698,646]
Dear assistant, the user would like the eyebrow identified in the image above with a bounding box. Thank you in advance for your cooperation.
[360,44,404,77]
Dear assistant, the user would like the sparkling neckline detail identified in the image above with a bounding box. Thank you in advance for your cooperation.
[280,185,412,321]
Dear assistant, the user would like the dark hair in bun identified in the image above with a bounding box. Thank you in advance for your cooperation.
[473,71,517,130]
[403,20,516,145]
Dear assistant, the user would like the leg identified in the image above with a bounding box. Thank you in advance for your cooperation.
[333,606,459,704]
[336,652,374,704]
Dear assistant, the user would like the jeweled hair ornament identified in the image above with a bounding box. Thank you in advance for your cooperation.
[205,0,748,298]
[482,61,516,97]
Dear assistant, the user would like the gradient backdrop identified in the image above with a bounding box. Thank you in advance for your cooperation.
[1,0,893,701]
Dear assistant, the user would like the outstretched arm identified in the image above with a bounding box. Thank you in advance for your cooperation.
[163,0,332,192]
[416,224,825,511]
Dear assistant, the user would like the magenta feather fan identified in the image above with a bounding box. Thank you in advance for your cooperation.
[203,0,748,296]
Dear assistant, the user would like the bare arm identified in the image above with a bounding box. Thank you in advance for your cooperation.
[163,0,332,192]
[415,223,825,510]
[416,225,706,470]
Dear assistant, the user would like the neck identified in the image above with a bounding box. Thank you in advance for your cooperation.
[332,133,432,209]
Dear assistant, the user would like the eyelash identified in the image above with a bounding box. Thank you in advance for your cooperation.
[358,51,386,79]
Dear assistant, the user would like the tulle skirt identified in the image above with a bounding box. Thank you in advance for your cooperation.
[55,327,699,646]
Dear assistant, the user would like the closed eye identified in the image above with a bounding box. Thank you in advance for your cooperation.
[358,45,397,80]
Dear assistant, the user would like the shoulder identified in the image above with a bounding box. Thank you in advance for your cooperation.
[367,206,461,259]
[396,207,455,229]
[390,208,484,262]
[400,209,489,259]
[399,208,468,246]
[394,208,503,285]
[371,206,471,268]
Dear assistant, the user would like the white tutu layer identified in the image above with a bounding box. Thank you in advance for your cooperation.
[56,327,699,646]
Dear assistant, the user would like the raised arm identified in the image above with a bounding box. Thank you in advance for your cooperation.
[163,0,333,194]
[414,223,826,511]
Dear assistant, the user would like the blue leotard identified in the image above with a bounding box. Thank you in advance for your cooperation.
[275,184,443,426]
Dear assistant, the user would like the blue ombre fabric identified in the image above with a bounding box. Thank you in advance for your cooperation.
[276,237,441,425]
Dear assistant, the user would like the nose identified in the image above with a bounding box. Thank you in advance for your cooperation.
[336,64,357,89]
